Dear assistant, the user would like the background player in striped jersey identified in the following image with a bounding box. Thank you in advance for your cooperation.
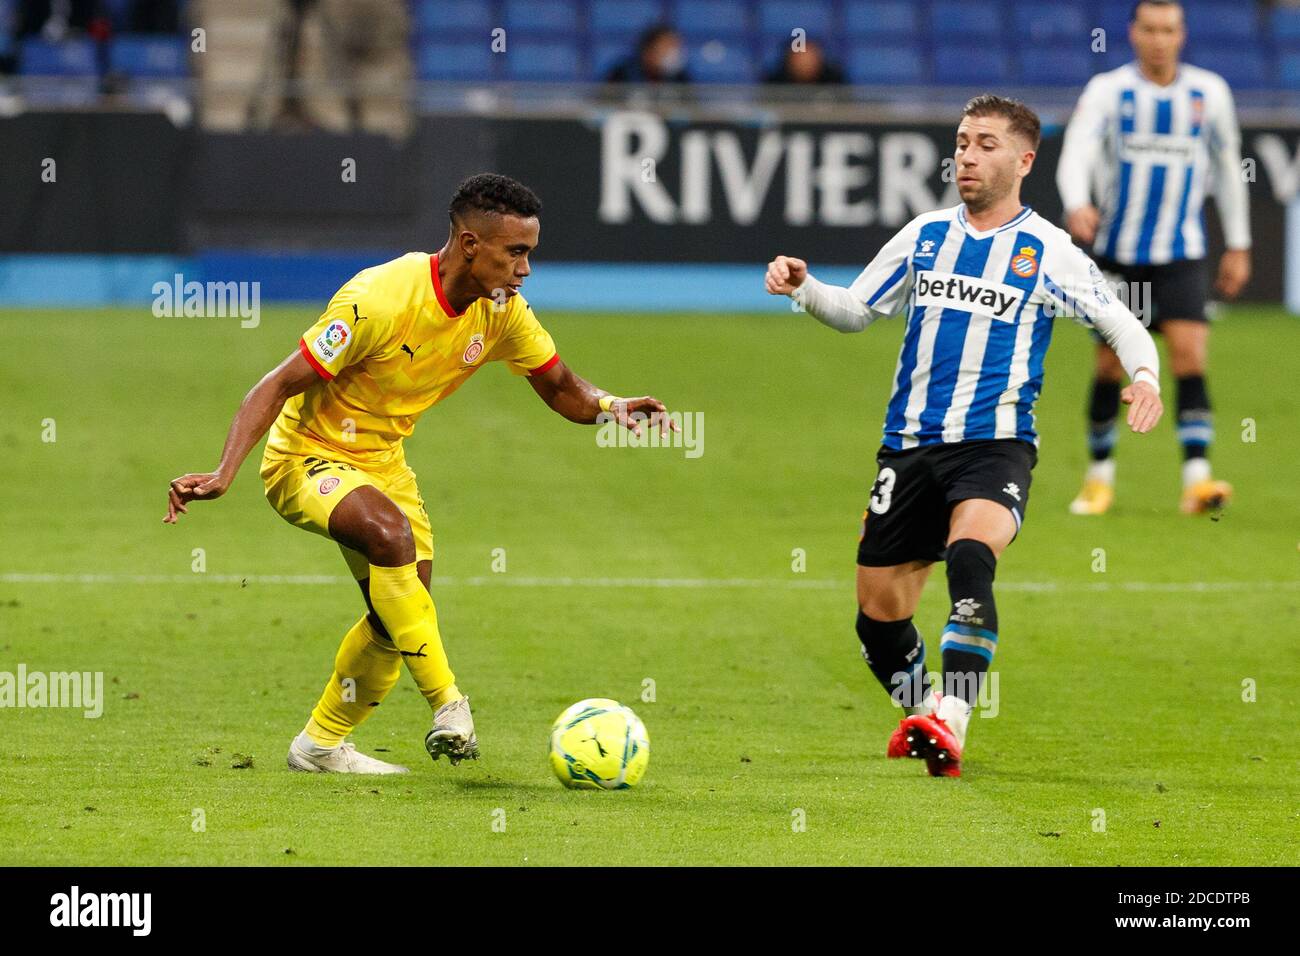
[765,96,1163,777]
[1057,0,1250,516]
[164,174,673,774]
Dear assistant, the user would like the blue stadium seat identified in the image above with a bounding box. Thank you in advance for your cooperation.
[1096,1,1134,41]
[1279,51,1300,89]
[19,38,98,76]
[590,0,667,37]
[415,38,496,81]
[930,1,1002,39]
[593,40,634,78]
[757,0,834,40]
[1016,3,1089,44]
[502,40,583,81]
[934,44,1010,84]
[844,43,925,85]
[0,0,14,60]
[102,0,133,30]
[1182,2,1259,42]
[688,38,756,82]
[843,1,919,38]
[109,36,189,77]
[415,0,493,37]
[671,0,752,37]
[1016,50,1095,87]
[1186,46,1270,88]
[1271,8,1300,42]
[503,0,581,35]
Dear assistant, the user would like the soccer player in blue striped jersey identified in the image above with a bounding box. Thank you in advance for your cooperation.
[1057,0,1250,516]
[765,95,1163,777]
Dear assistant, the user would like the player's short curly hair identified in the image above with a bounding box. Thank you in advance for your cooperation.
[449,173,542,223]
[961,94,1042,151]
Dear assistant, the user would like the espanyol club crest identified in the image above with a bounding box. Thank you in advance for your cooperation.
[318,476,340,495]
[462,333,485,365]
[1010,246,1039,278]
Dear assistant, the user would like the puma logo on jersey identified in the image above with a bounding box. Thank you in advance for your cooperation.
[352,304,368,322]
[400,343,421,361]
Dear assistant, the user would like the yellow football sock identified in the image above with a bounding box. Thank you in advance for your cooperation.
[367,562,461,712]
[304,615,402,747]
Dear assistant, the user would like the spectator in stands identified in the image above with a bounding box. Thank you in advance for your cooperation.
[18,0,103,40]
[254,0,412,139]
[764,39,844,85]
[606,25,689,83]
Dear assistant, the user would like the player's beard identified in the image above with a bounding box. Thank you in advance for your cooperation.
[961,163,1017,216]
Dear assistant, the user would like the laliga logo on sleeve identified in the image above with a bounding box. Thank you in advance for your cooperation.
[1010,246,1039,278]
[314,321,350,362]
[461,333,485,365]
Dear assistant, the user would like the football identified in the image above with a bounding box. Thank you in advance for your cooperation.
[548,699,650,790]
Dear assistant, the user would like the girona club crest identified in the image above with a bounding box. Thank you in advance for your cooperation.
[462,333,485,365]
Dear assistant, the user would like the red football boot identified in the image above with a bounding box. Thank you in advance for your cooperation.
[887,720,914,758]
[887,693,942,760]
[899,712,962,777]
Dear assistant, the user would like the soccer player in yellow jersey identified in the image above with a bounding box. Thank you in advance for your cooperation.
[163,174,673,775]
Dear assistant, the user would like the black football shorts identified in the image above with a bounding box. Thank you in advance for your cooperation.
[856,439,1037,567]
[1091,254,1209,328]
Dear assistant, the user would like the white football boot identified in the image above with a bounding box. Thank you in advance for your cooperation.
[287,732,410,774]
[425,695,480,765]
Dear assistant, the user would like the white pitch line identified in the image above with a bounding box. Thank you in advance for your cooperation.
[0,572,1295,594]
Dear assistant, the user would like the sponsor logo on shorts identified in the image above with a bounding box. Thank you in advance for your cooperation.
[318,476,340,495]
[1002,482,1022,501]
[462,333,485,365]
[313,321,350,364]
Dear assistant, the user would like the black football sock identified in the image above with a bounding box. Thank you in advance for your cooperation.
[1176,374,1213,461]
[1088,378,1121,461]
[855,611,930,709]
[940,539,998,708]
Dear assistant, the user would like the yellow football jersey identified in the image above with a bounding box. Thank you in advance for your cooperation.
[266,252,558,469]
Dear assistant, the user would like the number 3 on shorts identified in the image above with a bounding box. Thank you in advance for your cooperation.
[869,467,896,515]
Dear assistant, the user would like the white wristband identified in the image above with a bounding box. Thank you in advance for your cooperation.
[1133,368,1160,394]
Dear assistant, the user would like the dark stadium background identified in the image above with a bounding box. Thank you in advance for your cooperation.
[1,0,1298,310]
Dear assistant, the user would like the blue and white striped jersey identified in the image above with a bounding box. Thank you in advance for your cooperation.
[1057,62,1250,266]
[845,204,1147,450]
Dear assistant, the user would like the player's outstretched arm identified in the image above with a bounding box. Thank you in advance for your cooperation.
[164,350,320,524]
[765,254,877,332]
[527,358,677,437]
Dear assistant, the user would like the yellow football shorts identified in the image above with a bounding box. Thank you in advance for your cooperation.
[260,451,433,579]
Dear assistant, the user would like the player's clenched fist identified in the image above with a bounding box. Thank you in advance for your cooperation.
[765,255,807,295]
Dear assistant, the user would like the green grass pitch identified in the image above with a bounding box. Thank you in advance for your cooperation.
[1,304,1296,866]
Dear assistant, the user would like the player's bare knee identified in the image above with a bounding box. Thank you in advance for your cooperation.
[1168,346,1205,378]
[859,592,910,622]
[363,513,415,566]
